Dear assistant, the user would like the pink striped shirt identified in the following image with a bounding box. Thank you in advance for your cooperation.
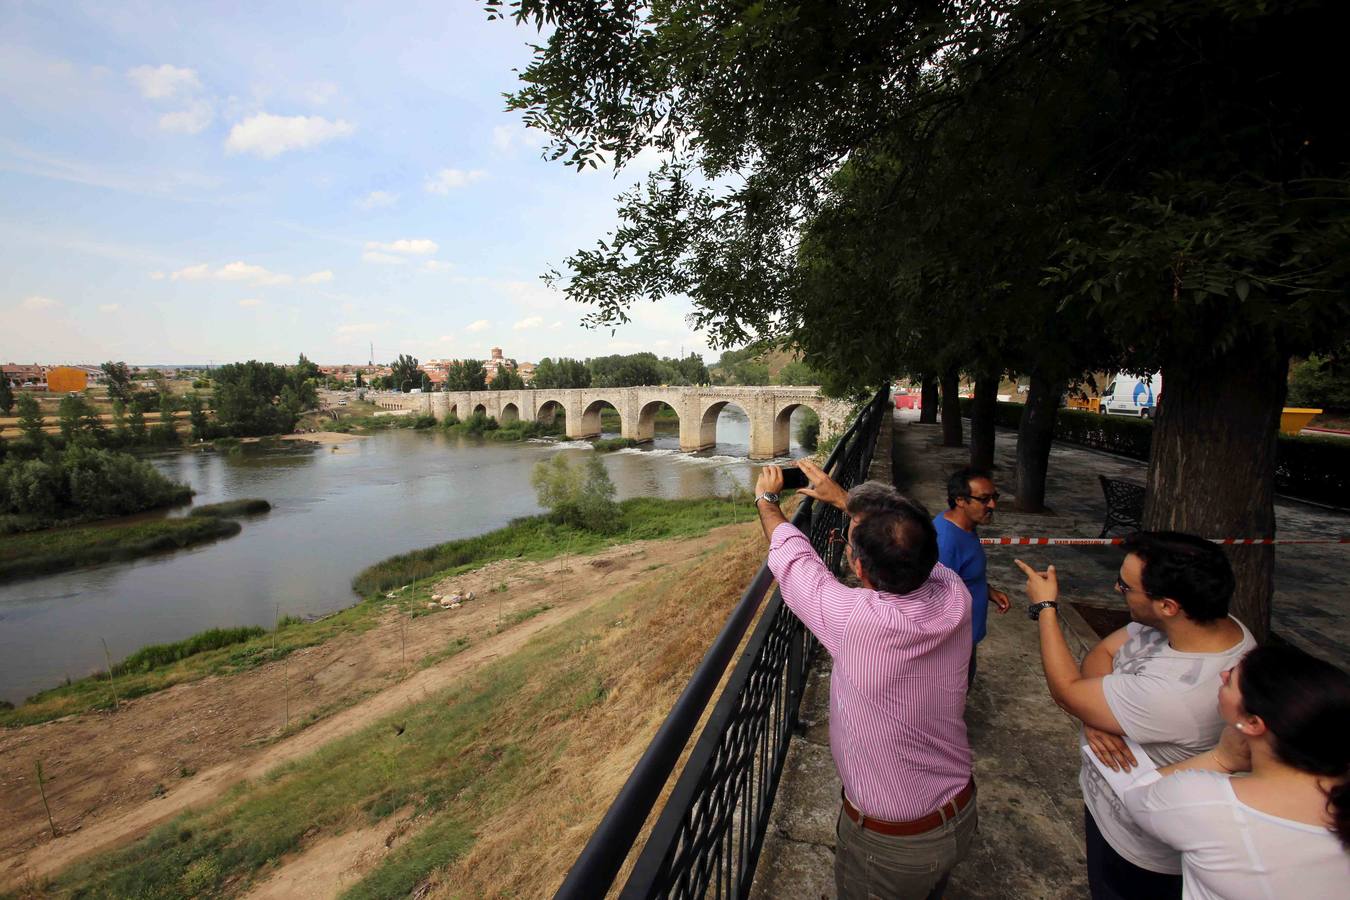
[767,522,973,821]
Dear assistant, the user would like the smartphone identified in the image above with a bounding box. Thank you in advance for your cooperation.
[780,466,810,490]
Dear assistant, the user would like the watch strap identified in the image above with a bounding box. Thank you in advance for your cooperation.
[1027,600,1059,621]
[755,492,781,505]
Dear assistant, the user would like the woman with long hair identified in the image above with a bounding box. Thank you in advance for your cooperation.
[1122,644,1349,898]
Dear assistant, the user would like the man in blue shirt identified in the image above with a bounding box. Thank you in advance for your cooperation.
[935,467,1011,686]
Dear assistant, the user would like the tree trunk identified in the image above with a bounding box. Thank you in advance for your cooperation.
[969,375,999,470]
[1143,345,1288,643]
[919,375,939,424]
[940,368,963,447]
[1015,372,1065,513]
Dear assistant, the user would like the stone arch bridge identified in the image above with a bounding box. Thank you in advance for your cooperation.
[366,386,851,459]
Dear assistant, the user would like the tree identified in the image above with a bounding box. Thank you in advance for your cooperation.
[154,393,180,444]
[17,394,45,447]
[211,360,306,436]
[497,0,1350,638]
[354,370,364,388]
[101,361,133,404]
[186,392,210,442]
[490,368,526,391]
[587,353,666,387]
[0,376,13,416]
[1287,354,1350,411]
[128,399,148,443]
[444,359,488,392]
[778,360,822,386]
[530,453,618,532]
[532,357,592,389]
[389,355,421,393]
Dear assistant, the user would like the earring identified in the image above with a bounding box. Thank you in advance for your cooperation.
[1235,723,1244,731]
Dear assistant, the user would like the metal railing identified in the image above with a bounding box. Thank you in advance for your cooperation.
[556,387,891,899]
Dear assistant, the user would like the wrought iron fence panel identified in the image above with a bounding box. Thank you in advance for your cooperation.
[556,389,890,900]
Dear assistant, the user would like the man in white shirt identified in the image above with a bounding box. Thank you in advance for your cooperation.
[1014,531,1256,900]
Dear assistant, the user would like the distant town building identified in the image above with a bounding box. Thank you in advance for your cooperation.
[2,363,46,388]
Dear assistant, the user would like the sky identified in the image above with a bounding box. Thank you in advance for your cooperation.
[0,0,712,366]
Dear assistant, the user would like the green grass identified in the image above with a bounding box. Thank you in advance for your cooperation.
[114,627,268,675]
[188,498,271,518]
[0,517,241,585]
[33,554,711,900]
[351,495,758,596]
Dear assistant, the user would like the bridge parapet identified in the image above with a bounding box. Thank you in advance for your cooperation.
[366,386,850,459]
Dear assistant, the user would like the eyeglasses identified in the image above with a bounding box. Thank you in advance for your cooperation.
[965,492,999,505]
[1115,575,1153,597]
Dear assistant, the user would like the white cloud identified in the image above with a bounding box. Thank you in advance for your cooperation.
[466,319,490,332]
[225,113,355,159]
[361,251,407,265]
[300,270,334,284]
[158,99,214,134]
[513,315,544,330]
[169,261,292,285]
[550,321,563,329]
[304,82,338,106]
[422,260,453,272]
[169,263,211,280]
[424,168,485,194]
[365,238,437,255]
[356,190,398,210]
[98,303,120,313]
[336,322,380,334]
[22,295,58,310]
[149,271,166,280]
[127,64,201,100]
[238,297,263,307]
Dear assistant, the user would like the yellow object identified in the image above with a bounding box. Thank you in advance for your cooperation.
[46,367,88,393]
[1279,408,1322,435]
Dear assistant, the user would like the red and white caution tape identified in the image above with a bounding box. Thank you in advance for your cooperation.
[979,536,1350,547]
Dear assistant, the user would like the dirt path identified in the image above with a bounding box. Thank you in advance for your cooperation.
[0,522,751,891]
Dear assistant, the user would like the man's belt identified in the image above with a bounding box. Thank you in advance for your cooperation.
[841,778,976,837]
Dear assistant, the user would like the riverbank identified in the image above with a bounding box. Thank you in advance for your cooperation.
[0,515,766,897]
[2,496,754,726]
[0,517,241,586]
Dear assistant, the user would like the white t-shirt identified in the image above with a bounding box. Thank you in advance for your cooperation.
[1080,618,1257,873]
[1123,770,1350,900]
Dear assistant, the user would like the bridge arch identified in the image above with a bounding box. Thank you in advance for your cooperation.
[501,402,520,425]
[698,400,752,452]
[535,398,567,425]
[773,402,821,457]
[580,398,623,437]
[472,403,487,418]
[634,400,679,444]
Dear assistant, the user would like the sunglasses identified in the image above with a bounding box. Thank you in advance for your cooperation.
[965,492,999,505]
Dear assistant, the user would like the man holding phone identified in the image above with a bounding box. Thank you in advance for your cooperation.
[754,463,977,899]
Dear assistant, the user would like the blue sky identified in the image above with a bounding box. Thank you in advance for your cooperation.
[0,0,710,366]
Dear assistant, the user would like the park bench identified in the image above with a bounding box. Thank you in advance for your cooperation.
[1098,475,1145,538]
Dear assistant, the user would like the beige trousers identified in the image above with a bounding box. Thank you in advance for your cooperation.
[833,796,978,900]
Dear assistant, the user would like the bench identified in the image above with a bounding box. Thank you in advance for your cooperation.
[1098,475,1145,538]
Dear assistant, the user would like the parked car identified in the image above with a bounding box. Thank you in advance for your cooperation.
[1099,372,1162,418]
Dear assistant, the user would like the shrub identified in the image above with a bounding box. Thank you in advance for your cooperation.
[591,437,637,452]
[188,498,271,518]
[0,445,193,519]
[114,626,267,675]
[795,408,820,450]
[530,453,619,532]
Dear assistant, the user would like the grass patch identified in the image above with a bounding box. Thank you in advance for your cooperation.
[591,436,638,452]
[188,498,271,518]
[352,495,758,596]
[115,626,268,675]
[38,530,763,899]
[0,517,241,585]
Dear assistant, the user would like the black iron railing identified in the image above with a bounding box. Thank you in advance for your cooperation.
[556,387,891,899]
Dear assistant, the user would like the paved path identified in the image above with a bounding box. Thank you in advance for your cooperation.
[750,409,1349,899]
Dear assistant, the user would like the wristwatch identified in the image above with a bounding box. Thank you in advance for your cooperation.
[1027,600,1059,621]
[755,491,781,506]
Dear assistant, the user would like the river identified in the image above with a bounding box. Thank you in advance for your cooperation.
[0,408,809,705]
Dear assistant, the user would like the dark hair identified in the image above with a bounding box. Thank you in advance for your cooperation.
[946,466,993,509]
[848,496,938,595]
[1239,645,1350,849]
[1120,531,1234,622]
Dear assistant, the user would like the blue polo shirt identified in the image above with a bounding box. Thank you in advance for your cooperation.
[934,514,990,645]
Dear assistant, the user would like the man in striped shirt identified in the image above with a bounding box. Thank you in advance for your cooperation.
[756,465,976,899]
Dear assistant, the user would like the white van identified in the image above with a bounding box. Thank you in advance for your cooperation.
[1100,372,1162,418]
